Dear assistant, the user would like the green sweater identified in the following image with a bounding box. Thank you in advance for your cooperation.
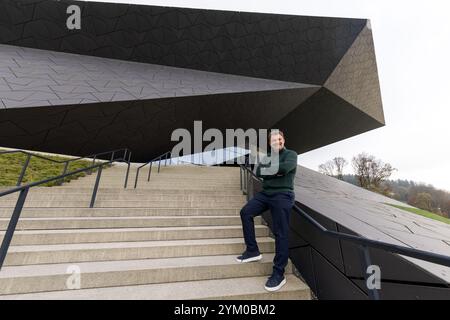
[255,147,298,193]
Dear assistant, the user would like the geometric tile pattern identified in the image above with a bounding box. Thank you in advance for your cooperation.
[0,86,320,161]
[295,166,450,285]
[0,44,314,109]
[4,0,445,298]
[273,87,384,154]
[324,22,384,123]
[0,0,367,85]
[0,0,385,161]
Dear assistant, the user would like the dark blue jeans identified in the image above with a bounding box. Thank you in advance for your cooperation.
[240,191,295,278]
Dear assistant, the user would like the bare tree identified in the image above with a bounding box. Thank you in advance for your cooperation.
[333,157,348,180]
[443,200,450,217]
[318,160,336,176]
[411,192,434,212]
[351,153,396,191]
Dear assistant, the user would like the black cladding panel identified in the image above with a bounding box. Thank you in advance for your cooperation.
[0,0,367,85]
[0,0,384,162]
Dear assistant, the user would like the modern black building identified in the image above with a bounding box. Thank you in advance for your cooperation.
[0,0,384,161]
[260,167,450,300]
[4,0,445,301]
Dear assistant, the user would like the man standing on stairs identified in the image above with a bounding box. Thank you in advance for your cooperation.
[237,130,297,292]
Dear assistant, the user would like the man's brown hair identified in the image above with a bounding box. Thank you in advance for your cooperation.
[268,129,285,142]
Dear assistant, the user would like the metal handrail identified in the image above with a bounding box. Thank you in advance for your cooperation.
[177,159,205,166]
[239,164,450,299]
[0,148,131,187]
[0,148,132,271]
[134,151,171,188]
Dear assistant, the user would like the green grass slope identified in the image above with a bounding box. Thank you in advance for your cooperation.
[386,203,450,225]
[0,150,103,187]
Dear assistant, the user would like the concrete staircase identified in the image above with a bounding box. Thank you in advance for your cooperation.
[0,164,310,299]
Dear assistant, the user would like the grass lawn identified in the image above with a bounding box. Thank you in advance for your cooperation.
[386,203,450,225]
[0,150,106,187]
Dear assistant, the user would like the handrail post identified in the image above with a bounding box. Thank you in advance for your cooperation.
[248,170,251,200]
[247,168,249,195]
[134,168,140,189]
[89,155,96,175]
[110,151,115,162]
[59,162,69,186]
[244,168,249,200]
[16,154,31,186]
[0,187,29,270]
[359,245,381,300]
[147,162,153,181]
[90,165,103,208]
[124,151,131,189]
[165,153,168,166]
[248,173,253,200]
[158,157,161,173]
[240,166,243,191]
[242,167,246,195]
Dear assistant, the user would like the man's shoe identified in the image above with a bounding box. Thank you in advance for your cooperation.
[236,251,262,263]
[264,274,286,292]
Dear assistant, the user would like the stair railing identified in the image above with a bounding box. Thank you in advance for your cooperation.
[0,148,131,271]
[134,151,171,189]
[0,148,132,188]
[239,163,450,300]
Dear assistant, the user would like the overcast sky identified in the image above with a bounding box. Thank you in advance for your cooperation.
[92,0,450,191]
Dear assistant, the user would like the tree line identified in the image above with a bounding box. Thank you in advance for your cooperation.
[319,153,450,218]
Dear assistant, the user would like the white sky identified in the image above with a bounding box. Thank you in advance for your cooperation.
[90,0,450,191]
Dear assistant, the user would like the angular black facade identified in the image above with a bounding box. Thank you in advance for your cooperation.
[0,0,384,161]
[255,167,450,300]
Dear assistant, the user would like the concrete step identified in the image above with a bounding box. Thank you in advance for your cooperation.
[0,207,242,218]
[0,199,246,208]
[69,174,239,183]
[72,177,240,184]
[72,170,239,179]
[0,164,309,300]
[69,183,242,190]
[66,183,242,191]
[0,254,284,295]
[2,187,245,196]
[4,225,268,245]
[123,173,240,178]
[0,207,240,218]
[0,274,310,300]
[0,216,259,230]
[94,173,240,179]
[97,180,239,184]
[0,193,246,202]
[124,176,241,181]
[116,165,239,172]
[4,237,275,266]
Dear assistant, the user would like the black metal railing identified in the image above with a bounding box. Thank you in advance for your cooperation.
[177,159,204,166]
[0,148,133,188]
[0,148,132,271]
[239,164,450,300]
[134,151,171,189]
